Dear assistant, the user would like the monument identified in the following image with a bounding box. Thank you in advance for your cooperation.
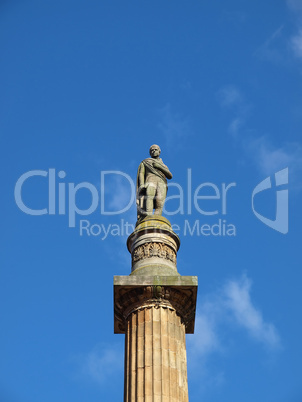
[114,145,198,401]
[136,144,173,219]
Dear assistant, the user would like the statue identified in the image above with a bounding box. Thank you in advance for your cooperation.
[136,144,172,220]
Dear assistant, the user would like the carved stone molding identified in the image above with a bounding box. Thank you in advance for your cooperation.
[114,282,197,334]
[132,242,176,264]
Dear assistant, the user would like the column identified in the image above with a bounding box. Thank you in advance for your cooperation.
[124,304,188,402]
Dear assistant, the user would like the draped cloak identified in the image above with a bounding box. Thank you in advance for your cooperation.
[136,158,168,215]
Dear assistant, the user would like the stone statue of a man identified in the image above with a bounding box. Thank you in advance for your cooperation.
[136,144,172,220]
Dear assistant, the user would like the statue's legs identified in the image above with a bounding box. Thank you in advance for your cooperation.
[145,183,156,215]
[154,181,167,215]
[145,176,167,216]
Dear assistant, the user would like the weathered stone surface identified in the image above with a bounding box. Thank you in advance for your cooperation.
[124,305,189,402]
[114,275,198,287]
[127,216,180,276]
[136,145,172,220]
[114,275,198,334]
[114,211,197,401]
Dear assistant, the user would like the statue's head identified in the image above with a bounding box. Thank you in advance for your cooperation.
[149,144,161,157]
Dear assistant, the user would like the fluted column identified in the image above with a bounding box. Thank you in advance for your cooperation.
[124,304,188,402]
[114,216,197,401]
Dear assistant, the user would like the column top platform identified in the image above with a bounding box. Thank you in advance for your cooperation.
[127,215,180,253]
[114,275,198,334]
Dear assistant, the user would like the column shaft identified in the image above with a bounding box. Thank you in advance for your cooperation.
[124,305,189,402]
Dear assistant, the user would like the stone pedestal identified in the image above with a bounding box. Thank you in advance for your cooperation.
[114,216,197,401]
[127,216,180,277]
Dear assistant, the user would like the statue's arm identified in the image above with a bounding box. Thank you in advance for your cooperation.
[154,162,173,180]
[138,163,145,188]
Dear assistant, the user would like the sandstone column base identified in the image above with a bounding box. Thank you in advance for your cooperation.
[114,276,198,402]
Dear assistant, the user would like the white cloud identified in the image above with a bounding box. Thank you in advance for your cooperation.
[187,274,280,389]
[187,301,225,393]
[228,117,244,137]
[218,85,302,180]
[254,25,284,62]
[287,0,302,12]
[218,86,251,136]
[104,173,136,214]
[244,136,302,177]
[218,85,243,108]
[188,275,280,363]
[291,29,302,58]
[223,276,281,349]
[158,103,191,149]
[188,274,280,356]
[188,304,220,357]
[79,343,124,384]
[287,1,302,59]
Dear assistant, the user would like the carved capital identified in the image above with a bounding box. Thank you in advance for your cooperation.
[114,278,197,334]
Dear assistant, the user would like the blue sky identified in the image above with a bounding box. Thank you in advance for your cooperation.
[1,0,302,401]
